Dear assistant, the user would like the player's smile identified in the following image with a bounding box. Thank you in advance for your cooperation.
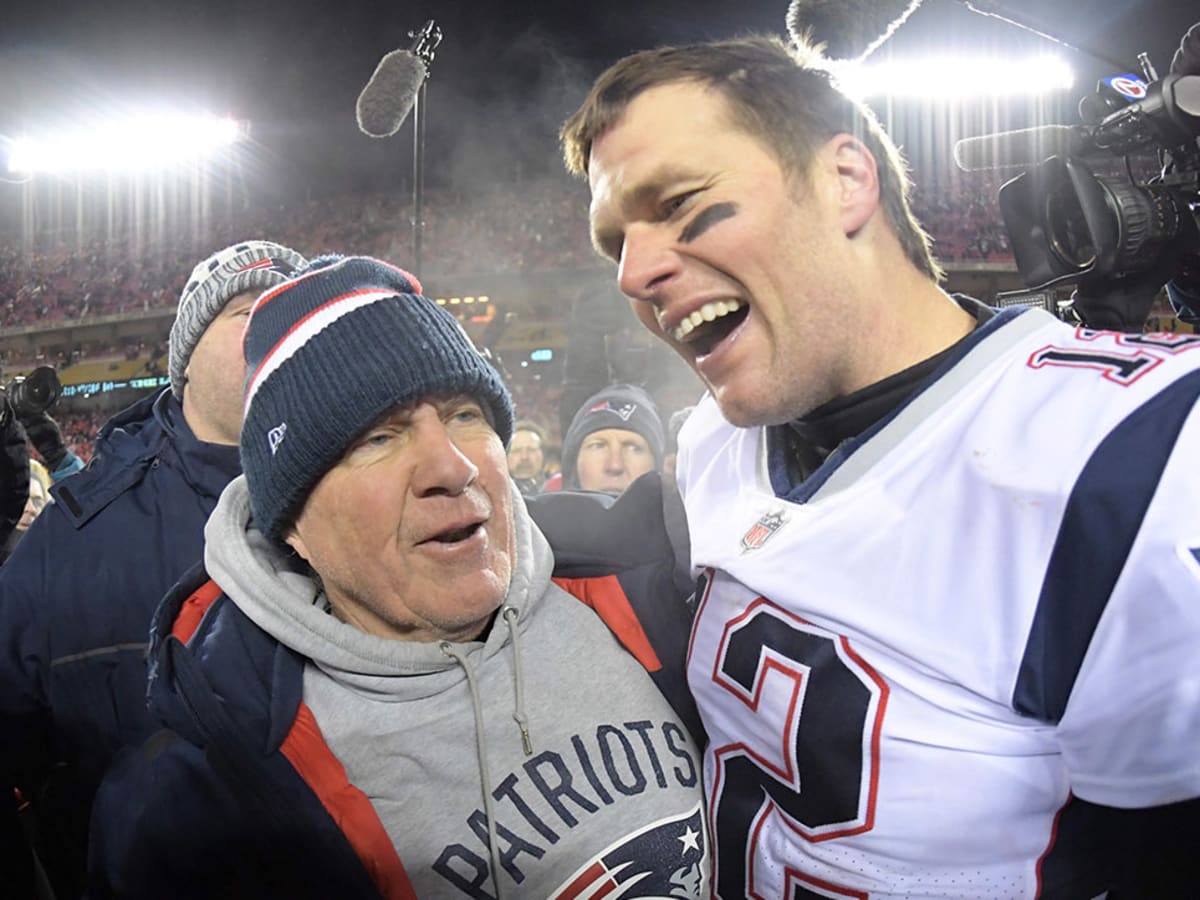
[665,298,747,351]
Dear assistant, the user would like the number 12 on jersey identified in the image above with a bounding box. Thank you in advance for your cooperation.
[701,588,889,899]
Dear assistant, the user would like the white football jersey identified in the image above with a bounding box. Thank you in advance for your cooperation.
[676,308,1200,898]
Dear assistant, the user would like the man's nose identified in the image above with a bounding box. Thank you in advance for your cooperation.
[410,421,479,497]
[618,224,679,303]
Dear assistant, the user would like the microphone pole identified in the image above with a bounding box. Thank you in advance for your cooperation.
[408,19,443,276]
[956,0,1128,72]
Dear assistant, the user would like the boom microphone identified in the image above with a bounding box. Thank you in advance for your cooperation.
[786,0,925,61]
[952,125,1090,171]
[355,49,428,138]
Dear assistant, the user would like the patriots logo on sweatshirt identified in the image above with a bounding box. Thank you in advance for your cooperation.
[549,805,707,898]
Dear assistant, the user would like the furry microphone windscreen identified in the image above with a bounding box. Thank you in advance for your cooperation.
[786,0,925,61]
[355,49,428,138]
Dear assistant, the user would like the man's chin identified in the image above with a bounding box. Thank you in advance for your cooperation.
[711,387,794,429]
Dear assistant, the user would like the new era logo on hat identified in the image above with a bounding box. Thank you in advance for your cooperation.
[268,422,288,456]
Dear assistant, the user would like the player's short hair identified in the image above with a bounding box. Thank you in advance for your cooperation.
[561,34,942,282]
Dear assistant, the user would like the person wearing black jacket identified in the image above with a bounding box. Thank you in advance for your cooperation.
[0,239,306,897]
[0,402,30,563]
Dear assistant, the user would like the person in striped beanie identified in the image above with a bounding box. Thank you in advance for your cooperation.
[88,253,709,900]
[238,254,514,541]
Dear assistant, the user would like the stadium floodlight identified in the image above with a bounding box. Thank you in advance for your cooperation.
[6,114,244,176]
[834,55,1074,100]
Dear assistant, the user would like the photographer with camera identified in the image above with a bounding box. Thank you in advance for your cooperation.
[0,379,31,563]
[0,240,307,898]
[0,364,86,566]
[5,365,85,479]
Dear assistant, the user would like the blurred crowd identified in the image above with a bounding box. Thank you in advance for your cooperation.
[1,173,1021,464]
[0,177,1013,332]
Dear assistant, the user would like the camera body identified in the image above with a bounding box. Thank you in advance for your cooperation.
[997,54,1200,331]
[0,366,63,427]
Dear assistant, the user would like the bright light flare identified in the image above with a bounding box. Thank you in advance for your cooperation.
[834,55,1075,100]
[7,114,243,175]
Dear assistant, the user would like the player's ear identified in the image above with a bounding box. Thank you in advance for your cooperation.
[828,134,879,237]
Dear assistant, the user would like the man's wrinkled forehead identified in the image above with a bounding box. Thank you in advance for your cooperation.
[583,76,734,168]
[585,83,745,257]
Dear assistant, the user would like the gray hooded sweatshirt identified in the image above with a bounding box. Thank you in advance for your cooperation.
[205,476,709,899]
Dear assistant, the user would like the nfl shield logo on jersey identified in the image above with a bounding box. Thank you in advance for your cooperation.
[741,510,787,553]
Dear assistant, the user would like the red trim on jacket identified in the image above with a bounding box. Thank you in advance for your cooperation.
[553,574,663,672]
[170,579,224,643]
[280,702,417,900]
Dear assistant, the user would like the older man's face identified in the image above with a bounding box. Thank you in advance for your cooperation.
[285,394,514,643]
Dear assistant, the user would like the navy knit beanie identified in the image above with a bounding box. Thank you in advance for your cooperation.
[561,383,665,490]
[240,255,514,540]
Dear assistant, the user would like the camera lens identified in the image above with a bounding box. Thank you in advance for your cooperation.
[10,366,62,418]
[1045,180,1097,271]
[1101,178,1181,276]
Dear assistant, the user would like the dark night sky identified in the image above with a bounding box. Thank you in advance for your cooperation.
[1,0,1196,195]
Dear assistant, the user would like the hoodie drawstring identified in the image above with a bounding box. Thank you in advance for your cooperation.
[440,607,530,900]
[503,606,533,756]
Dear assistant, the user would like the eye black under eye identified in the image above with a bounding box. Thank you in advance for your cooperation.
[680,202,737,244]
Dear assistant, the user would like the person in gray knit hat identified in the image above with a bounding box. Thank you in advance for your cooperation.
[169,239,308,444]
[89,254,710,900]
[0,238,306,898]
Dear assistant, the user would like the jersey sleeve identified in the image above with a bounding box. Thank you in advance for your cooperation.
[1055,402,1200,808]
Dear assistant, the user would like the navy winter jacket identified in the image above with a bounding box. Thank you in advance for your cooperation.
[90,472,703,899]
[526,471,701,742]
[0,387,241,889]
[89,565,393,900]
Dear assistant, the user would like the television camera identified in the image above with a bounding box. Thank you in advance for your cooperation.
[956,22,1200,331]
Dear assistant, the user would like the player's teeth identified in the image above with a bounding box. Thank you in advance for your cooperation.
[673,300,744,342]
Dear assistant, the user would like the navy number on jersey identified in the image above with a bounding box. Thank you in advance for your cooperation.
[1027,329,1200,385]
[708,596,888,898]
